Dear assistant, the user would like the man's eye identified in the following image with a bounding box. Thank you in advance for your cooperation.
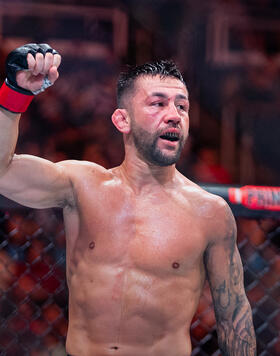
[151,102,164,107]
[177,104,187,111]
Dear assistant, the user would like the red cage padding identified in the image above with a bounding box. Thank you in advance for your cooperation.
[201,184,280,218]
[229,186,280,211]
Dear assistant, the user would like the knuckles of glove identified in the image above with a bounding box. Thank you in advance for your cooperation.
[6,43,59,95]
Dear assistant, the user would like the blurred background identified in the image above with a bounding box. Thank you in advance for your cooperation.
[0,0,279,355]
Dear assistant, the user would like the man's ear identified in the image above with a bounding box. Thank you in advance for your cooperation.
[111,109,131,134]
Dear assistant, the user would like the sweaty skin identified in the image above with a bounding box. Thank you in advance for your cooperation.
[0,59,256,356]
[64,164,210,356]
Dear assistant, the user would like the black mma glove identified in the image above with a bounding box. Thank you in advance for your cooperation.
[0,43,59,113]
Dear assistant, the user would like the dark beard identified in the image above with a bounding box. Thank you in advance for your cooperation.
[131,124,185,167]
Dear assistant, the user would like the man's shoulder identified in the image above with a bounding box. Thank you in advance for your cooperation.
[176,173,236,243]
[56,159,113,182]
[178,174,231,223]
[179,175,225,206]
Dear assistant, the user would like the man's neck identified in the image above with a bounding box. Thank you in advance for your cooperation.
[117,154,177,194]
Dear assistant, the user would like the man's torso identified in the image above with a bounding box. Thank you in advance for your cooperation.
[63,162,217,356]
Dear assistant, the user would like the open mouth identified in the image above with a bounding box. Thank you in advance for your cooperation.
[159,132,180,142]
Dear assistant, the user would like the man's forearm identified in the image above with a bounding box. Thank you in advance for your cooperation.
[216,300,256,356]
[0,107,20,176]
[218,328,256,356]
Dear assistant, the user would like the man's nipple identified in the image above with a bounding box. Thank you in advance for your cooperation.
[110,346,119,350]
[89,241,95,249]
[172,262,180,269]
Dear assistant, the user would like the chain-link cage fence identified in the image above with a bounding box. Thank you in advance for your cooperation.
[0,193,279,356]
[0,206,68,356]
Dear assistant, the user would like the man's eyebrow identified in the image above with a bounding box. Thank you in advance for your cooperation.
[150,92,168,98]
[149,92,189,100]
[176,94,189,100]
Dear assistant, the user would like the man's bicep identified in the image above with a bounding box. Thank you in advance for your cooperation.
[0,154,75,209]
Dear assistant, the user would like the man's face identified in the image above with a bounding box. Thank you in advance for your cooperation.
[127,75,189,166]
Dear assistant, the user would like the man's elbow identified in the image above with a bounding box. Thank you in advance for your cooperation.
[0,154,14,179]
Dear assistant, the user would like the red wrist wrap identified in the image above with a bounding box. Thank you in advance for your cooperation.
[0,81,34,113]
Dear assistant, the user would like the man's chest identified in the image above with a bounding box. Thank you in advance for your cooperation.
[70,183,208,276]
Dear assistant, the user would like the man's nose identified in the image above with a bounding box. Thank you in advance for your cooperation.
[164,103,181,124]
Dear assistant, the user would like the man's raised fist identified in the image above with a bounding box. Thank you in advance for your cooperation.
[0,43,61,113]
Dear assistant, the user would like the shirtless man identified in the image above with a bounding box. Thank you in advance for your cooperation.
[0,44,256,356]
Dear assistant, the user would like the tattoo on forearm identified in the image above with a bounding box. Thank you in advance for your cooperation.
[215,280,231,309]
[216,295,256,355]
[204,218,256,355]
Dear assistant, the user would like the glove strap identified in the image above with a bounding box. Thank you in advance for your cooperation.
[0,81,34,113]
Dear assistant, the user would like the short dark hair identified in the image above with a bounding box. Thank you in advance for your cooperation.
[117,60,185,108]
